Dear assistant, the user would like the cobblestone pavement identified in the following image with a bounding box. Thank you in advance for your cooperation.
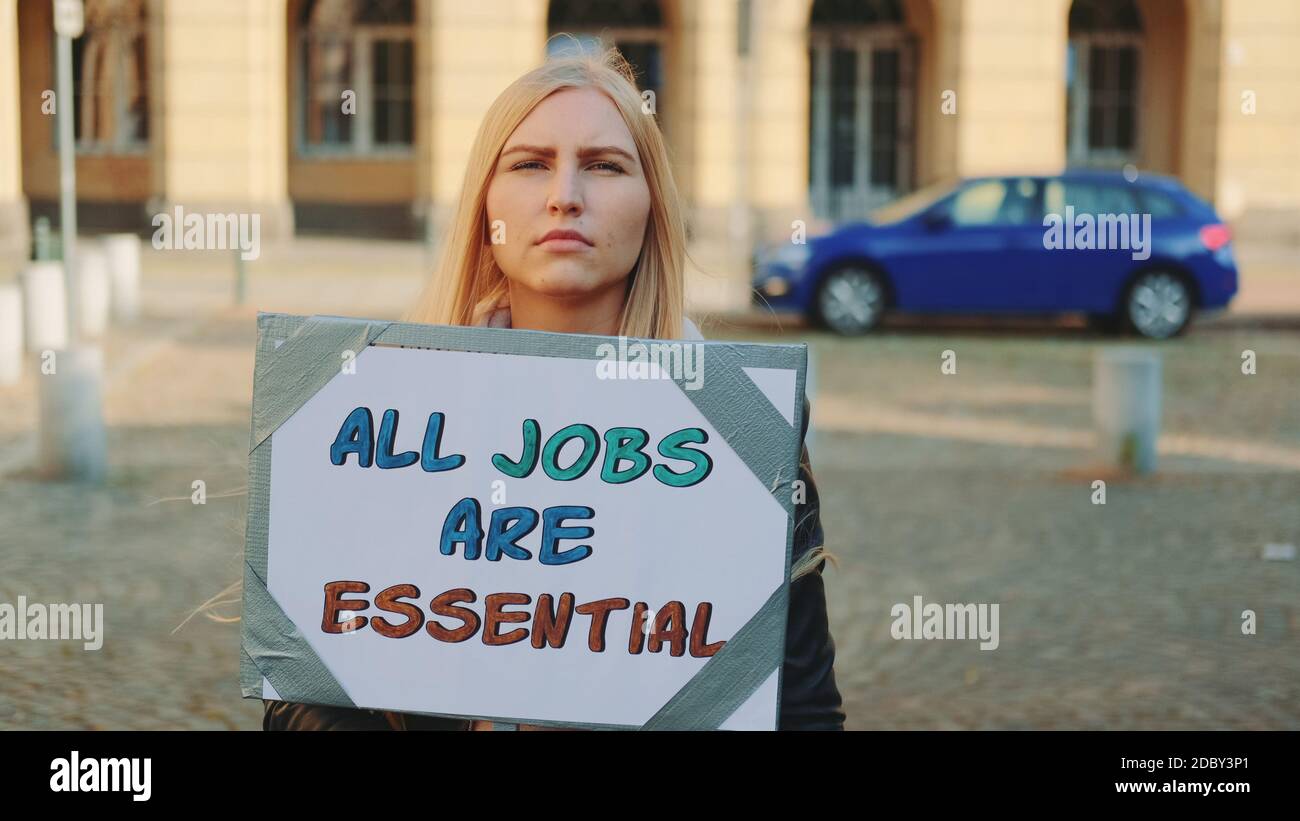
[0,241,1296,730]
[796,328,1300,730]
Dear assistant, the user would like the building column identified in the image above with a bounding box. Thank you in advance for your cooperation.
[910,0,960,186]
[1178,0,1223,206]
[1211,0,1300,242]
[0,0,28,264]
[152,0,292,240]
[676,0,745,313]
[748,0,814,249]
[418,0,546,250]
[945,0,1069,177]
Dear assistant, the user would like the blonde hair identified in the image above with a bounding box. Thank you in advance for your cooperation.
[403,42,686,340]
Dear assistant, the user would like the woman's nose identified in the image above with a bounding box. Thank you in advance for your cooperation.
[546,165,583,216]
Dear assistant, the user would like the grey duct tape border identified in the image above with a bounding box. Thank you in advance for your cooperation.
[238,437,272,697]
[670,344,803,518]
[241,312,807,729]
[640,582,790,730]
[252,316,393,450]
[240,557,357,707]
[240,435,358,706]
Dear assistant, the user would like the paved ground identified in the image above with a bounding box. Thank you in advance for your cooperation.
[0,239,1296,730]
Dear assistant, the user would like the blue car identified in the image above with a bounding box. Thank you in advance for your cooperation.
[753,171,1238,339]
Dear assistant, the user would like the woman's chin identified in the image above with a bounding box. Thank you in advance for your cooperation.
[519,269,626,300]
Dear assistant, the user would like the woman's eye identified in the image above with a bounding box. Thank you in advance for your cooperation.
[591,161,626,173]
[510,160,546,171]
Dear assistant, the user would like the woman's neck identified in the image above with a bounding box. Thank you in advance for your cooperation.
[505,281,626,336]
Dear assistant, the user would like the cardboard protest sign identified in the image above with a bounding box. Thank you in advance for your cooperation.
[240,313,808,730]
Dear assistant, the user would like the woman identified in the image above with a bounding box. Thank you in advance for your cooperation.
[263,45,844,731]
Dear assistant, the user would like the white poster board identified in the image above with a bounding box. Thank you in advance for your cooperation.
[242,315,806,730]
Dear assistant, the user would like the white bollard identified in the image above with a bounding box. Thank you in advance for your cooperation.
[20,261,68,352]
[1093,347,1162,474]
[0,283,22,385]
[38,345,108,481]
[76,243,111,338]
[102,233,141,321]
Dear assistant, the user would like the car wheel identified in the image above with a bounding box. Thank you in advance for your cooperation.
[815,265,886,335]
[1123,270,1193,340]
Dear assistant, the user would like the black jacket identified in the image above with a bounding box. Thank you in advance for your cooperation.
[264,396,845,730]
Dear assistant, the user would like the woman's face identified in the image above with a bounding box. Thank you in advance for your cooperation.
[485,86,651,301]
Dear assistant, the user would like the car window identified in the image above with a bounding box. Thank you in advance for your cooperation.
[948,181,1005,226]
[1044,180,1140,216]
[1138,188,1184,218]
[869,180,960,224]
[947,178,1037,226]
[1003,177,1039,223]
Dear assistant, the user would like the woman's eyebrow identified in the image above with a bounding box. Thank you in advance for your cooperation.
[501,144,637,164]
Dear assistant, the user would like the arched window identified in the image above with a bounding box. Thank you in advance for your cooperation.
[1067,0,1143,167]
[71,0,149,153]
[547,0,667,129]
[298,0,415,155]
[808,0,914,221]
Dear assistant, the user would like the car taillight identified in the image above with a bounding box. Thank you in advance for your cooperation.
[1200,223,1232,251]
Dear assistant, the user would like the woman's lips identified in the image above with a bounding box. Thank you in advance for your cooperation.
[537,229,593,251]
[537,238,593,252]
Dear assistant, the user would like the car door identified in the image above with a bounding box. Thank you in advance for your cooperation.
[888,177,1050,311]
[1040,179,1144,311]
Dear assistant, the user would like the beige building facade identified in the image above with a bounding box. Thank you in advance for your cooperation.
[2,0,1298,308]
